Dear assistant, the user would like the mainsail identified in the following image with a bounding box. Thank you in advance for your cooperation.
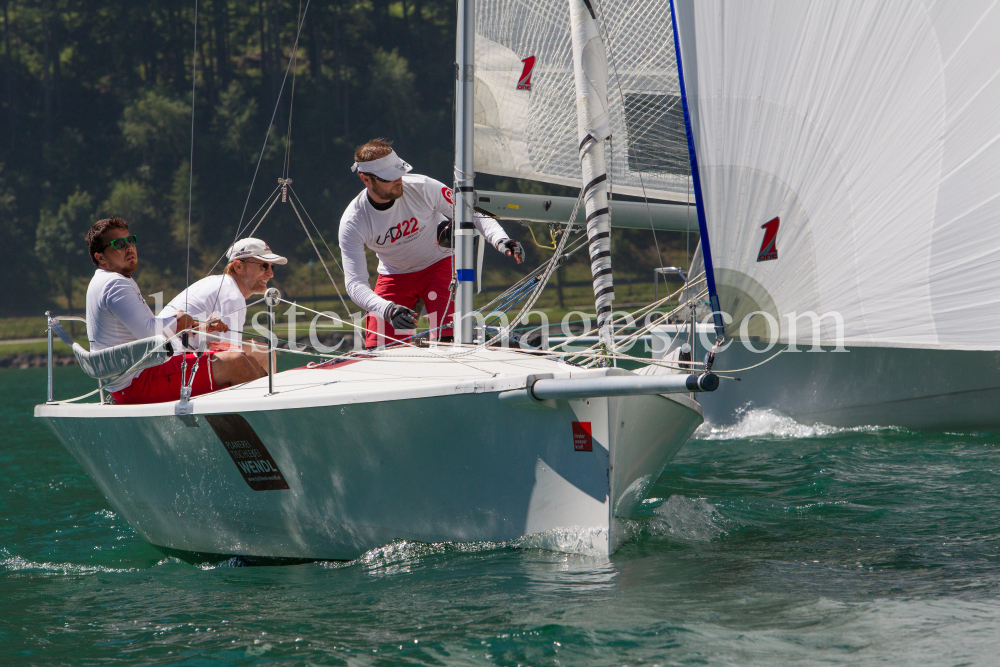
[474,0,692,203]
[673,0,1000,348]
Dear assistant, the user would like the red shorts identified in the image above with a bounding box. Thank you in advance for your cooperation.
[366,257,454,348]
[110,353,216,405]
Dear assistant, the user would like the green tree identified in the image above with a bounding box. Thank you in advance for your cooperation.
[35,189,92,315]
[121,91,189,175]
[101,179,155,229]
[368,48,417,139]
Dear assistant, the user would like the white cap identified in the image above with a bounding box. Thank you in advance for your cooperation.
[351,149,412,181]
[226,238,287,265]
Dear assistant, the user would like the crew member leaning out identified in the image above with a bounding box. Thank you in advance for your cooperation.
[338,138,524,348]
[84,217,265,405]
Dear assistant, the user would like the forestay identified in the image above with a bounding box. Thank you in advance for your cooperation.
[474,0,691,202]
[673,0,1000,349]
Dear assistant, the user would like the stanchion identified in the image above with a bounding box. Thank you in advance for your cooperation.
[264,288,281,396]
[45,311,54,403]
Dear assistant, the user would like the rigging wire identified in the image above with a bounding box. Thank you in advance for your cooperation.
[287,194,353,317]
[282,0,302,181]
[184,0,198,304]
[195,2,312,353]
[289,185,355,314]
[231,0,311,249]
[180,0,200,396]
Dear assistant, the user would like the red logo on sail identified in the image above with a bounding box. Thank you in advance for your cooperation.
[757,217,779,262]
[517,56,535,91]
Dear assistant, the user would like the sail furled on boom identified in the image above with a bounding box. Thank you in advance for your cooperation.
[474,0,691,203]
[672,0,1000,349]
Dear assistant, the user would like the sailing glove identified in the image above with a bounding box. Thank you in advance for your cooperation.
[386,303,418,331]
[499,238,525,264]
[437,218,453,248]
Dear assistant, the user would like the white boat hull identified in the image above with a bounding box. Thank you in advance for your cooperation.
[700,342,1000,431]
[36,348,702,560]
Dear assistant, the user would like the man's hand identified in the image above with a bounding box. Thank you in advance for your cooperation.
[175,311,196,332]
[500,239,525,264]
[386,303,418,331]
[204,318,229,334]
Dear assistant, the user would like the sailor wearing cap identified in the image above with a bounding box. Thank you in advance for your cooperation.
[161,238,287,368]
[340,138,524,348]
[83,217,271,405]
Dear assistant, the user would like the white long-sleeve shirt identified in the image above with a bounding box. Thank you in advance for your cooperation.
[85,269,178,391]
[159,274,246,353]
[338,174,510,316]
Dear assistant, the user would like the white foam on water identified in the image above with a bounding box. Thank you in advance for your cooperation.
[697,406,901,441]
[649,495,726,542]
[330,528,615,570]
[513,526,611,557]
[0,548,139,575]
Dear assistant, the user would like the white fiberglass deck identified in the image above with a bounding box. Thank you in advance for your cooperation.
[38,345,607,418]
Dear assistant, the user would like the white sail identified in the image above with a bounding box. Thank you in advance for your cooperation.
[673,0,1000,349]
[475,0,692,202]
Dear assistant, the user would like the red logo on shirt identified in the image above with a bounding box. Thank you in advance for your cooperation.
[757,217,780,262]
[442,187,453,205]
[572,421,593,451]
[517,56,535,91]
[375,217,421,246]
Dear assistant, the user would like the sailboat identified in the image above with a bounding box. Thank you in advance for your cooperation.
[478,0,1000,432]
[34,0,717,561]
[667,0,1000,431]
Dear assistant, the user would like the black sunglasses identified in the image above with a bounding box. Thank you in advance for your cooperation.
[241,260,274,271]
[363,172,394,183]
[102,234,138,251]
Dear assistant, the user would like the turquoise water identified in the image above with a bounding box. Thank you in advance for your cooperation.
[4,366,1000,665]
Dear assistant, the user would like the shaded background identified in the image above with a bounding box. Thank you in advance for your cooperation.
[0,0,694,319]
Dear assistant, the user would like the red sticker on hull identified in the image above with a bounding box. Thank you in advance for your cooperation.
[572,421,593,451]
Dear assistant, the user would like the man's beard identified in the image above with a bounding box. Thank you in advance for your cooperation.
[376,181,403,200]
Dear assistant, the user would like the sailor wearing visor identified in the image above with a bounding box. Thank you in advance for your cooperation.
[339,138,524,348]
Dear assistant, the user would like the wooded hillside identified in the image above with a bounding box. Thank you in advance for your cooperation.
[0,0,692,317]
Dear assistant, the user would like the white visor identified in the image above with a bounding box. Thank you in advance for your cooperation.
[351,150,413,181]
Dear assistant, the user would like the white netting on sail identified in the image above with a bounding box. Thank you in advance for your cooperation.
[475,0,692,202]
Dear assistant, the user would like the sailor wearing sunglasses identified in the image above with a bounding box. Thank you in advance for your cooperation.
[339,138,524,348]
[160,238,287,371]
[84,217,265,405]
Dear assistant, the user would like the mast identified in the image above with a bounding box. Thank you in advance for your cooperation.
[568,0,615,350]
[453,0,476,344]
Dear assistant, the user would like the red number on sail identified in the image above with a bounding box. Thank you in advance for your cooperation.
[757,217,780,262]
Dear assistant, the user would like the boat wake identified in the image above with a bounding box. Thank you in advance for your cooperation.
[648,495,726,542]
[0,548,140,576]
[696,406,903,441]
[609,495,729,548]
